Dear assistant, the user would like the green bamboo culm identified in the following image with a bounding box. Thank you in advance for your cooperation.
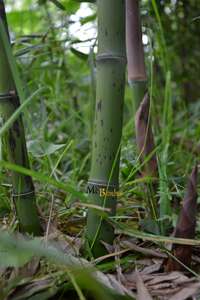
[0,1,41,235]
[126,0,147,114]
[86,0,126,258]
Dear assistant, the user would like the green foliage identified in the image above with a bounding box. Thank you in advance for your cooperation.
[27,140,66,157]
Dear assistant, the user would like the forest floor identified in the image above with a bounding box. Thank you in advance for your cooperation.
[1,220,200,300]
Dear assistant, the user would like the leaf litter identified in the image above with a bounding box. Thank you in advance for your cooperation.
[1,222,200,300]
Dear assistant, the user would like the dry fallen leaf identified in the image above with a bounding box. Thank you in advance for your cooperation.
[94,271,136,298]
[9,257,40,280]
[136,271,153,300]
[168,282,200,300]
[7,277,56,300]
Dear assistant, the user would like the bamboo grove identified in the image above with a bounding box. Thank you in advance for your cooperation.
[0,0,198,273]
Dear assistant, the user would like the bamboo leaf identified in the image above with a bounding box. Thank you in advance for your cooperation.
[70,47,89,60]
[27,140,66,157]
[80,13,96,25]
[50,0,66,10]
[0,160,86,201]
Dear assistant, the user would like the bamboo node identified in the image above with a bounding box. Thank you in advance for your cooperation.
[12,190,35,198]
[96,53,126,63]
[129,78,147,84]
[87,180,118,189]
[0,90,17,100]
[87,180,119,197]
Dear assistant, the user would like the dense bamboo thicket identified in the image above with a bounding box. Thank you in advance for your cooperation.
[0,0,41,235]
[86,0,126,257]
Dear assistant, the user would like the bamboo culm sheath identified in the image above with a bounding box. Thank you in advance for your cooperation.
[0,0,41,235]
[86,0,126,257]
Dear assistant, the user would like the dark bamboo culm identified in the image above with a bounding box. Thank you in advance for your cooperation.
[126,0,147,113]
[0,0,41,235]
[126,0,158,221]
[86,0,126,257]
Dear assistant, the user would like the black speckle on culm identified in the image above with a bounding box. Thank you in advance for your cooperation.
[109,155,112,161]
[21,144,27,165]
[95,142,97,148]
[12,94,20,109]
[100,160,102,165]
[110,128,113,133]
[97,100,102,111]
[8,130,16,152]
[13,120,20,137]
[105,29,108,36]
[104,155,106,160]
[101,120,104,127]
[112,82,116,88]
[25,176,34,191]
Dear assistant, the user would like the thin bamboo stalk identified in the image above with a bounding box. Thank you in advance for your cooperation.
[0,0,41,235]
[86,0,126,257]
